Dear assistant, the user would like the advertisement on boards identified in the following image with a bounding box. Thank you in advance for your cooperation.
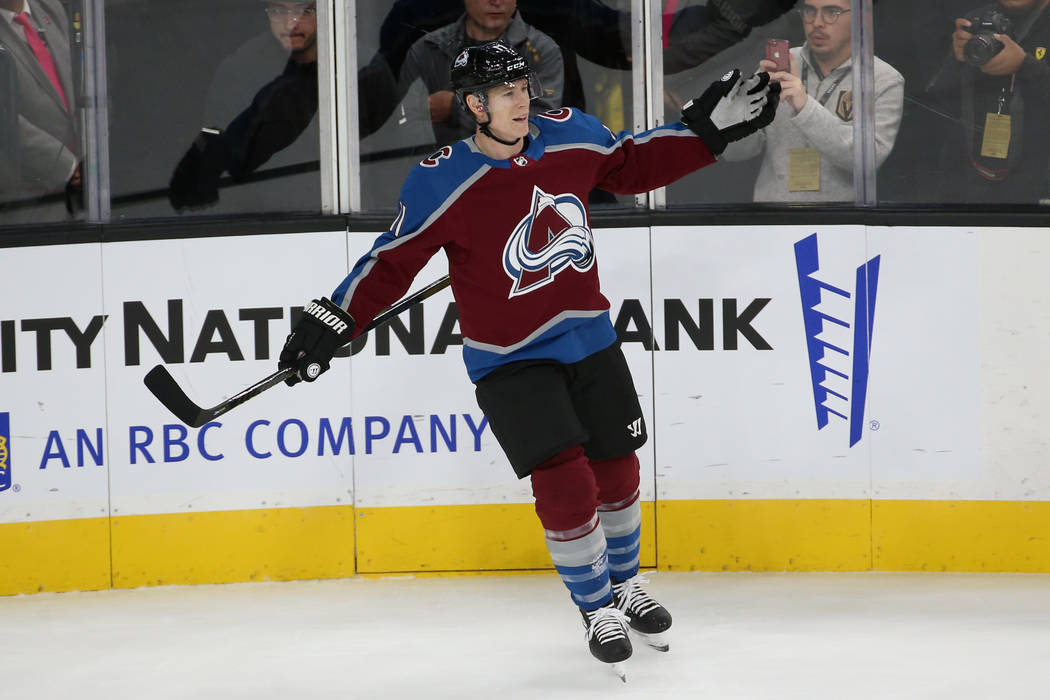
[651,225,980,501]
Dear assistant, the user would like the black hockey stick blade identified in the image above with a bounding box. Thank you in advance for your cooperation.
[144,275,452,427]
[144,365,296,428]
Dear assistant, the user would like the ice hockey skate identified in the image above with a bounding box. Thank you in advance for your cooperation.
[580,603,632,682]
[613,575,673,652]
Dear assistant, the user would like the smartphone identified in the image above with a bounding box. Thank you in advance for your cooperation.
[765,39,790,73]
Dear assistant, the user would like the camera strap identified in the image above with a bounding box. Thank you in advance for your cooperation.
[1013,1,1047,42]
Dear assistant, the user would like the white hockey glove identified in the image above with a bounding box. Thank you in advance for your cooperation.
[681,69,780,155]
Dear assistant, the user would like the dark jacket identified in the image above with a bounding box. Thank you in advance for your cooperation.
[927,1,1050,202]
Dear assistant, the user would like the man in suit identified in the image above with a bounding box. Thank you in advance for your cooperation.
[0,0,79,204]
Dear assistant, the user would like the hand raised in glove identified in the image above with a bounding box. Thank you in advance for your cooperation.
[681,69,780,155]
[168,127,229,212]
[279,298,355,386]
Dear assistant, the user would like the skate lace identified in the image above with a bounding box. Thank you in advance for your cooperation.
[615,574,662,617]
[585,606,629,645]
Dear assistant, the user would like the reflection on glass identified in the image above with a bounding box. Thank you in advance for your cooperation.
[660,0,814,205]
[0,0,82,226]
[718,0,904,203]
[880,0,1050,205]
[107,0,321,219]
[356,0,638,212]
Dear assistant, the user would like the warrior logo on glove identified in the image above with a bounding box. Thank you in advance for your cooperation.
[279,298,355,386]
[304,300,351,334]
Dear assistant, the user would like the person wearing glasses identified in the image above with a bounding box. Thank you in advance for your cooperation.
[720,0,904,202]
[168,1,321,212]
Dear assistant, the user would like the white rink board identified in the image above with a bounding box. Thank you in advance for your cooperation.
[346,227,657,507]
[0,244,109,523]
[866,227,981,499]
[101,232,356,516]
[976,227,1050,501]
[651,225,980,501]
[4,223,1050,528]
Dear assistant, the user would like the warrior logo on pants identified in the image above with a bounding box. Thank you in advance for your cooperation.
[502,185,594,298]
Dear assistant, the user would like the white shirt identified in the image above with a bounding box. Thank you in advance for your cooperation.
[1,1,35,44]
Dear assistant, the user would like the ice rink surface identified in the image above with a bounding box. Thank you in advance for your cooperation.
[4,571,1050,699]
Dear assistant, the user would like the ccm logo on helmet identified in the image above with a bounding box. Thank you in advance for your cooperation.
[305,301,349,335]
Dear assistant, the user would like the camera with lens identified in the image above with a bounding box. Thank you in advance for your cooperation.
[963,5,1014,66]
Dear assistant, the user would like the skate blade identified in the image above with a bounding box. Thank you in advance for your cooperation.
[634,630,669,652]
[610,662,627,683]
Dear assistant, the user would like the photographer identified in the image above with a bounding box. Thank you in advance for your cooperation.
[719,0,904,202]
[927,0,1050,203]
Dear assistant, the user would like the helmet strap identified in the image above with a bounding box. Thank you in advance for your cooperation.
[469,93,522,148]
[478,121,523,147]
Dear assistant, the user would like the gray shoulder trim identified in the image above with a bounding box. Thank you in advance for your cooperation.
[341,164,491,306]
[544,126,694,156]
[463,309,608,354]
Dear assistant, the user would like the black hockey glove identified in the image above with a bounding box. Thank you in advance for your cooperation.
[681,69,780,155]
[168,127,229,212]
[279,298,355,387]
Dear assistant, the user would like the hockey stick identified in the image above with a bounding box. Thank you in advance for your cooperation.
[144,275,452,427]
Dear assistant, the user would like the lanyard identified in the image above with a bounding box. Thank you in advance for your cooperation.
[801,62,851,108]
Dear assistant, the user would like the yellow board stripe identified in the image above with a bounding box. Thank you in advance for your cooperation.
[3,499,1050,596]
[355,502,656,573]
[0,517,111,596]
[657,499,873,571]
[110,505,357,589]
[873,500,1050,572]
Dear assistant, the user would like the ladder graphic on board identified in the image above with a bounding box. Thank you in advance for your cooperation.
[794,234,880,447]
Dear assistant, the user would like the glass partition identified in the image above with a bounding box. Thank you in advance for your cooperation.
[4,0,1047,231]
[875,0,1050,206]
[104,0,324,219]
[0,0,86,226]
[662,0,908,207]
[354,0,638,214]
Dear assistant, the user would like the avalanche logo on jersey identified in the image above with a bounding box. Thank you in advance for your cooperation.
[421,145,453,168]
[502,185,594,298]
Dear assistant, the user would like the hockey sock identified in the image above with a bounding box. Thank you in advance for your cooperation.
[531,447,612,610]
[598,495,641,583]
[592,453,642,583]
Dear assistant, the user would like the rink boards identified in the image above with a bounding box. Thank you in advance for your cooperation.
[2,225,1050,595]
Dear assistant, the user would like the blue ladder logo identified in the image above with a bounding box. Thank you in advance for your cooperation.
[794,234,880,447]
[0,412,10,492]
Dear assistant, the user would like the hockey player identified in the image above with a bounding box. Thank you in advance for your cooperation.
[279,42,778,678]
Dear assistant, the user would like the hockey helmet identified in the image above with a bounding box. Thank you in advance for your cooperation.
[450,41,542,113]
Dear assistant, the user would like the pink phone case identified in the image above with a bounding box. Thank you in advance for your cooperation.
[765,39,790,72]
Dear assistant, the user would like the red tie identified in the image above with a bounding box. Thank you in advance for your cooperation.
[662,0,679,50]
[13,12,69,110]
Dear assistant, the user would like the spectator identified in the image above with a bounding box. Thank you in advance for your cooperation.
[359,0,799,136]
[395,0,565,147]
[720,0,904,202]
[0,0,79,208]
[927,0,1050,203]
[168,0,320,212]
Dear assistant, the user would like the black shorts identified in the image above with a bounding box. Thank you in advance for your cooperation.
[473,343,647,479]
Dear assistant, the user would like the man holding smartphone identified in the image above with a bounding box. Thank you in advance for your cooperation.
[720,0,904,202]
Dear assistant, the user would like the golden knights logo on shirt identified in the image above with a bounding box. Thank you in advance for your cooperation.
[836,90,854,122]
[502,185,594,298]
